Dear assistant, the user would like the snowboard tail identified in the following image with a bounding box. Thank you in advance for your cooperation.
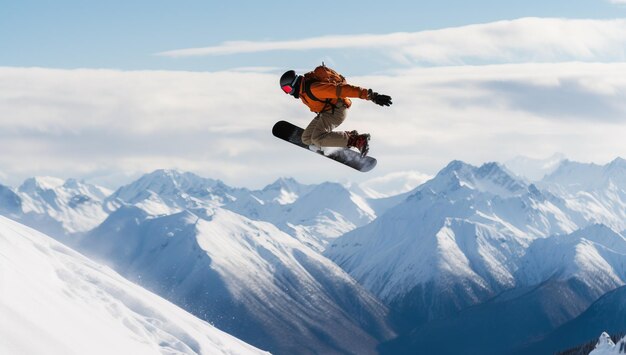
[272,120,377,172]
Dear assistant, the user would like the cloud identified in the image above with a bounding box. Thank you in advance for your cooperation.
[2,62,626,189]
[157,18,626,65]
[359,171,433,197]
[477,79,626,121]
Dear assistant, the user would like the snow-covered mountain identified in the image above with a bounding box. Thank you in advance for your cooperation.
[538,158,626,232]
[104,169,244,215]
[0,215,267,355]
[233,181,377,251]
[517,224,626,295]
[104,170,375,252]
[379,225,626,355]
[590,333,626,355]
[247,177,315,205]
[3,158,626,354]
[219,177,382,251]
[0,171,398,354]
[0,170,387,255]
[327,159,626,354]
[79,205,395,355]
[0,177,112,242]
[326,161,582,323]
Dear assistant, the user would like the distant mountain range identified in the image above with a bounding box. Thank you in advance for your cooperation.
[2,157,626,354]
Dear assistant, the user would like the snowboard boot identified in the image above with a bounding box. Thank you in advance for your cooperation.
[347,130,370,157]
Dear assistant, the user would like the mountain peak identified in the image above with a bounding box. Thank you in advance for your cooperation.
[143,169,208,186]
[256,177,311,205]
[263,177,301,191]
[541,158,626,192]
[590,332,618,355]
[19,176,65,193]
[117,170,222,197]
[107,170,237,215]
[438,160,474,175]
[427,160,526,197]
[606,157,626,174]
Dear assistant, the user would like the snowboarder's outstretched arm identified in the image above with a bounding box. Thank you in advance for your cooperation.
[308,82,368,100]
[308,82,392,107]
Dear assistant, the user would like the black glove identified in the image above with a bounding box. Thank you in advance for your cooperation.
[368,89,392,107]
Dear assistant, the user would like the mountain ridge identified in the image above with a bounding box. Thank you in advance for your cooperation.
[2,157,626,354]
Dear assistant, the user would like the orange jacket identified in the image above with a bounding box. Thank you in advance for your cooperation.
[298,78,369,113]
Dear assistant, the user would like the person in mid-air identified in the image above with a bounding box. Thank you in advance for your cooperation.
[279,64,392,157]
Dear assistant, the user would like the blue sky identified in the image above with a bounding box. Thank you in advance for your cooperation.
[3,0,626,72]
[1,1,626,190]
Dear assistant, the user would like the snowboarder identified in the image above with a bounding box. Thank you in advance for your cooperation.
[279,64,392,157]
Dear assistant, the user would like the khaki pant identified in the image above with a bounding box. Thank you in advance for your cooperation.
[301,102,349,148]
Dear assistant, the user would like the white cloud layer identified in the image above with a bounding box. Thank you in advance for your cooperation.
[2,61,626,189]
[3,17,626,188]
[158,18,626,65]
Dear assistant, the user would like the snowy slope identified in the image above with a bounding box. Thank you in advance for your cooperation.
[80,206,394,355]
[517,224,626,296]
[0,215,268,355]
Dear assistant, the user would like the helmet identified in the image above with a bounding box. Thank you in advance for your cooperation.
[280,70,298,95]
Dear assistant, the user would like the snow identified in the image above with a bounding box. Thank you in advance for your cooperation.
[226,180,378,252]
[327,162,562,300]
[4,157,626,353]
[326,159,626,316]
[253,177,313,205]
[590,332,626,354]
[79,204,394,354]
[518,224,626,296]
[16,176,111,235]
[538,158,626,234]
[0,215,268,355]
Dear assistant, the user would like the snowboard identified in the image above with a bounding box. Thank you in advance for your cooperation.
[272,120,377,172]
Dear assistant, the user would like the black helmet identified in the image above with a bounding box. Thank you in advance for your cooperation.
[280,70,298,95]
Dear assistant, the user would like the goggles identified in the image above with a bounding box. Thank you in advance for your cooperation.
[281,85,293,94]
[281,75,298,95]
